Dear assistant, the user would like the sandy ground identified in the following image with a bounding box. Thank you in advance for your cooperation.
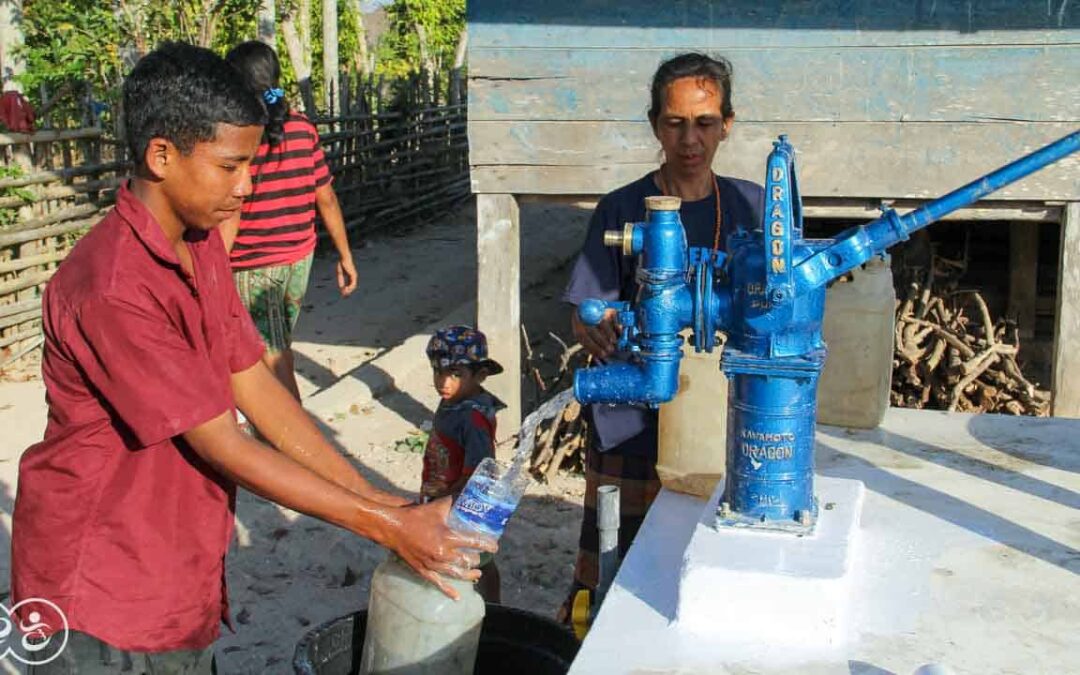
[0,198,592,674]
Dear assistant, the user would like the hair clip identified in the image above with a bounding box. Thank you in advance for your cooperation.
[262,88,285,105]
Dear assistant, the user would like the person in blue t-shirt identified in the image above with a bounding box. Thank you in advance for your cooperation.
[559,53,765,618]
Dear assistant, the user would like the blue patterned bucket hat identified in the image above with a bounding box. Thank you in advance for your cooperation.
[425,325,504,375]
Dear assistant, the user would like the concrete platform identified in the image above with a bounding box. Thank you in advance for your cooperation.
[677,477,865,650]
[569,408,1080,674]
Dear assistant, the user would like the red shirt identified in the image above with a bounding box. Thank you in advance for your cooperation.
[11,184,265,651]
[229,111,332,270]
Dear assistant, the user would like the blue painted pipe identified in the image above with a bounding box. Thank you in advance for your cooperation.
[574,198,693,406]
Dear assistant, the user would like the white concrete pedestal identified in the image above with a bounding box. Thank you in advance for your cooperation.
[676,477,865,650]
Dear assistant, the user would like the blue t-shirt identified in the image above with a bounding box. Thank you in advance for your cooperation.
[562,172,765,456]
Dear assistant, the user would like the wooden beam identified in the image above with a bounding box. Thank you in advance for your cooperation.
[0,128,102,145]
[1009,223,1040,339]
[802,201,1060,223]
[513,196,1060,223]
[1052,202,1080,418]
[468,45,1079,124]
[468,121,1080,200]
[476,194,522,443]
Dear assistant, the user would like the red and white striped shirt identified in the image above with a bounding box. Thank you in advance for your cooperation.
[230,111,332,269]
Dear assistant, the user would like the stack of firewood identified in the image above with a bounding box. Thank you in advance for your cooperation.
[891,252,1050,416]
[530,397,585,479]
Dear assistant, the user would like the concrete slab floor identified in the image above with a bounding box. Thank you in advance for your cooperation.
[570,408,1080,675]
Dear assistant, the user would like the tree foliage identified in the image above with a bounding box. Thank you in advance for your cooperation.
[14,0,443,124]
[116,1,258,54]
[375,0,465,81]
[275,0,368,112]
[16,0,124,123]
[19,0,257,125]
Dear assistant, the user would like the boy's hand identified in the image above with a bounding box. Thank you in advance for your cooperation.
[386,498,497,600]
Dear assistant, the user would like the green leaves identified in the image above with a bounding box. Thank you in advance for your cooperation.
[0,166,33,228]
[18,0,123,121]
[376,0,464,80]
[15,0,464,125]
[18,0,258,127]
[393,430,429,454]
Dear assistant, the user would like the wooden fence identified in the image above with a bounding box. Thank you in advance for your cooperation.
[0,125,125,371]
[0,71,469,373]
[319,70,469,243]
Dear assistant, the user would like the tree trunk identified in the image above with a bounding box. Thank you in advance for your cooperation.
[449,27,467,104]
[453,27,468,70]
[415,22,437,104]
[0,0,26,92]
[348,0,370,76]
[116,0,148,58]
[188,0,233,48]
[282,0,315,114]
[299,0,311,62]
[257,0,276,44]
[322,0,338,115]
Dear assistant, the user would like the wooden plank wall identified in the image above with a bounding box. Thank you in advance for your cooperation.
[467,0,1079,199]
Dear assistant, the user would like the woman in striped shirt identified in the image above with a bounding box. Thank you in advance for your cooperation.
[223,41,357,400]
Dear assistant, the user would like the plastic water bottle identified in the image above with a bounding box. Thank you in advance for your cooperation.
[447,456,531,540]
[359,457,530,675]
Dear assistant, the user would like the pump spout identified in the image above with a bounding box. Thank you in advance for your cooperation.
[793,129,1080,296]
[574,354,681,405]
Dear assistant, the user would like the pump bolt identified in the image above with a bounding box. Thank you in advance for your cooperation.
[719,502,731,519]
[770,289,786,303]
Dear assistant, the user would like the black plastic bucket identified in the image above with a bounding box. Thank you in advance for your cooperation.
[293,603,579,675]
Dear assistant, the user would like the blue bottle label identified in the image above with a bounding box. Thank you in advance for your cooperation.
[451,475,515,539]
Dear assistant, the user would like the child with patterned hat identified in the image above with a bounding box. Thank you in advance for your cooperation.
[422,325,507,601]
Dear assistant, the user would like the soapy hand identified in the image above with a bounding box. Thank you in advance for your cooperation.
[389,498,497,599]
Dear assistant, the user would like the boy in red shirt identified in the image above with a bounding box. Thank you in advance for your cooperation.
[11,42,490,673]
